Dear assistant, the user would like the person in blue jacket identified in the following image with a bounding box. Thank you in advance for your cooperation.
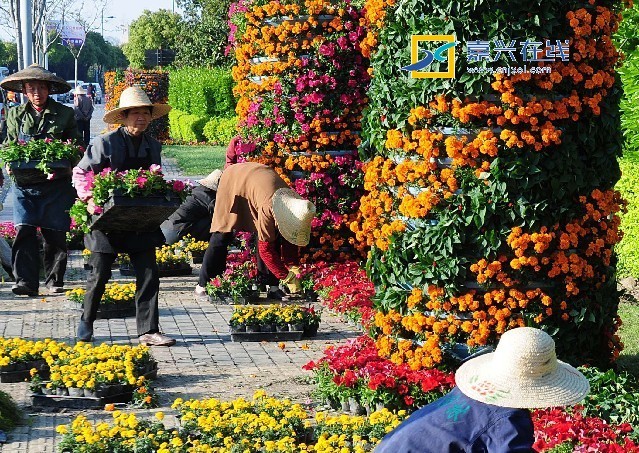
[375,327,590,453]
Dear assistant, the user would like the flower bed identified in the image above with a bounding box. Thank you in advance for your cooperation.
[56,391,408,452]
[66,282,136,319]
[304,335,455,413]
[70,165,191,233]
[230,303,321,340]
[0,138,83,185]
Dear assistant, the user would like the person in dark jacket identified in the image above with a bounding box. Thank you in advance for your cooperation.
[1,64,82,296]
[160,169,220,245]
[73,85,94,148]
[374,327,590,453]
[72,86,175,347]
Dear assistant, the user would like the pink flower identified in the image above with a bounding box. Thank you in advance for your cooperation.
[149,164,162,174]
[135,176,147,188]
[172,180,185,192]
[93,206,103,215]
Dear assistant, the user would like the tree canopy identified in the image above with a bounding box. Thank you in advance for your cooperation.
[122,9,182,68]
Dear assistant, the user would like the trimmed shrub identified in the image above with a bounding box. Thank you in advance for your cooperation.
[617,155,639,278]
[169,109,208,143]
[203,116,238,145]
[168,67,235,118]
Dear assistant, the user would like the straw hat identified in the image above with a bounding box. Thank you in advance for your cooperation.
[103,86,172,124]
[73,85,86,95]
[0,64,71,94]
[272,188,316,246]
[198,169,223,191]
[455,327,589,409]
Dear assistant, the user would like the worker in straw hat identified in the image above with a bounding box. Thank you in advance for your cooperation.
[72,86,176,347]
[195,162,316,300]
[160,169,222,245]
[1,64,82,297]
[375,327,590,452]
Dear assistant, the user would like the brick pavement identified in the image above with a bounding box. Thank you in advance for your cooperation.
[0,117,360,450]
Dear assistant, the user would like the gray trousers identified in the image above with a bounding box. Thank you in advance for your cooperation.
[82,251,159,336]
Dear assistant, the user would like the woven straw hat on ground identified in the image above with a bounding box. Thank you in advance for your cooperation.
[272,188,316,247]
[198,169,223,191]
[73,85,86,95]
[103,86,171,124]
[455,327,589,409]
[0,64,71,94]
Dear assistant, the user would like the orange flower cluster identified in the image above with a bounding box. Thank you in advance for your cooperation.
[360,0,397,58]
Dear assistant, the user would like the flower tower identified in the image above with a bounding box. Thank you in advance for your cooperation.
[229,0,370,261]
[354,0,625,368]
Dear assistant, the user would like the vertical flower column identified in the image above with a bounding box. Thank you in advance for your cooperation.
[354,0,625,368]
[229,0,370,261]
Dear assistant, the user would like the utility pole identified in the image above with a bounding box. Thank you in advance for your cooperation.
[101,10,115,37]
[20,0,33,67]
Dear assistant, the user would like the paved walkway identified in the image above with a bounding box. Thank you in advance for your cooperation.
[0,109,360,451]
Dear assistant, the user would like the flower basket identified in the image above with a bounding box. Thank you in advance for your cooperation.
[9,159,74,186]
[89,192,182,232]
[67,299,136,319]
[31,385,136,409]
[0,359,49,383]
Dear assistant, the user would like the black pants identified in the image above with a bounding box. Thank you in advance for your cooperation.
[83,251,159,336]
[198,232,280,287]
[198,232,233,287]
[12,225,67,290]
[76,119,91,148]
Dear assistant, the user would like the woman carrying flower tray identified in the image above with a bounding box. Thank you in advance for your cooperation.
[0,64,83,297]
[71,87,175,347]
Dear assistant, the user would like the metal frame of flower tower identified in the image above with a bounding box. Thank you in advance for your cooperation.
[355,0,625,368]
[228,0,370,262]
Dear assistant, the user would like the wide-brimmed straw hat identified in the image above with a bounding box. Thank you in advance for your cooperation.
[272,188,315,247]
[103,86,171,124]
[455,327,589,409]
[73,85,86,95]
[0,64,71,94]
[198,169,223,191]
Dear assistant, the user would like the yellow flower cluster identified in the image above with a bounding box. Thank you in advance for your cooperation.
[180,235,209,254]
[230,304,308,326]
[0,337,68,367]
[156,245,190,266]
[47,342,151,390]
[66,282,136,305]
[57,391,406,452]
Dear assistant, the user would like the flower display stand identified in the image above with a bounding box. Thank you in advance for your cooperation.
[9,159,74,186]
[67,300,136,319]
[0,359,49,383]
[89,193,182,232]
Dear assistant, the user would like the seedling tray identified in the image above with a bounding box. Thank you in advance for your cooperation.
[67,300,136,319]
[31,389,134,409]
[10,159,73,186]
[88,193,181,232]
[0,360,49,383]
[120,263,192,278]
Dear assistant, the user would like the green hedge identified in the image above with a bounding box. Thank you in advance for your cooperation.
[617,154,639,277]
[0,390,20,431]
[203,116,238,145]
[168,109,209,143]
[168,67,235,118]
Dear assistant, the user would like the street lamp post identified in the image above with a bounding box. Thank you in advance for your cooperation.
[101,10,115,37]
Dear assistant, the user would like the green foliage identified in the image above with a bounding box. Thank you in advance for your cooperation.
[122,9,183,69]
[616,155,639,277]
[0,41,18,70]
[613,3,639,58]
[162,145,227,176]
[168,67,235,117]
[174,0,233,67]
[579,366,639,433]
[617,302,639,376]
[546,443,575,453]
[0,390,20,431]
[169,109,209,142]
[203,116,238,145]
[0,139,83,175]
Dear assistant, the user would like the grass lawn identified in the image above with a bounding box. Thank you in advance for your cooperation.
[163,145,226,176]
[618,302,639,376]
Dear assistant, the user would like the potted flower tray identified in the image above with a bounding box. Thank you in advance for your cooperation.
[67,300,136,319]
[120,262,192,278]
[230,330,304,342]
[0,359,49,383]
[30,361,158,409]
[88,192,182,232]
[9,159,74,186]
